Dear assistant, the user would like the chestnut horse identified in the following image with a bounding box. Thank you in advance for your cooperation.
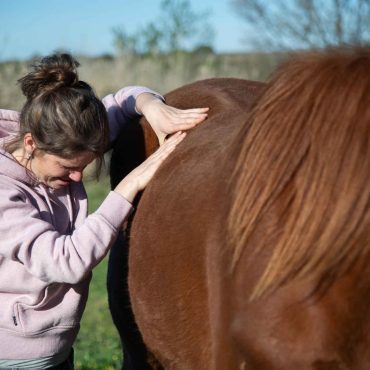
[109,46,370,369]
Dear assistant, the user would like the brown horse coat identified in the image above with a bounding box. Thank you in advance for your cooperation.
[111,46,370,369]
[128,78,264,369]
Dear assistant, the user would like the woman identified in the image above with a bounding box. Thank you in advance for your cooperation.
[0,53,208,369]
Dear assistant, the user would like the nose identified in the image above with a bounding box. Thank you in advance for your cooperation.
[69,171,83,182]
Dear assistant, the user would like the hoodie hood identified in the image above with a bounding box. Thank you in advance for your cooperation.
[0,109,39,187]
[0,109,19,139]
[0,150,39,187]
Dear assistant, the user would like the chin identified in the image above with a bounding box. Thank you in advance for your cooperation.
[50,181,70,189]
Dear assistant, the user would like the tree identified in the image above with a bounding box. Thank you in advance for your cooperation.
[159,0,214,52]
[112,27,139,55]
[231,0,370,50]
[113,0,214,56]
[140,23,163,56]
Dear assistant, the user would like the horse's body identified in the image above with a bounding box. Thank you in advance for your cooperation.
[109,47,370,369]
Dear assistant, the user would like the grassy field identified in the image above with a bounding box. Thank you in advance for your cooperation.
[75,176,123,370]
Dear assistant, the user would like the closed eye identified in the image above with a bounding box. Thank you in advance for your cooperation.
[64,166,86,171]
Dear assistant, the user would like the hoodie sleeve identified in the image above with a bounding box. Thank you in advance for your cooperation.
[102,86,164,144]
[0,182,133,284]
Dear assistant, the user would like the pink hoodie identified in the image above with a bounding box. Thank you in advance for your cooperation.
[0,86,160,360]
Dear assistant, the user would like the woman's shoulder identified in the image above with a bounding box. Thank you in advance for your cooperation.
[0,174,30,204]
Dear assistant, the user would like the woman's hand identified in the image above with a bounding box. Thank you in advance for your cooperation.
[136,93,209,145]
[114,131,186,203]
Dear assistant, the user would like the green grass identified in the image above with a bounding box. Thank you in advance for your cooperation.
[74,176,123,370]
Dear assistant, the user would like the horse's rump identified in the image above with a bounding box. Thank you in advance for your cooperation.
[110,46,370,370]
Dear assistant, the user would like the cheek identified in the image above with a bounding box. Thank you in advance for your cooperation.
[44,164,68,178]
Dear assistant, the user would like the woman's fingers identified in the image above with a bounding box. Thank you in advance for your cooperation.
[162,109,208,130]
[114,132,186,203]
[140,95,209,143]
[173,115,208,126]
[132,131,185,188]
[140,131,185,172]
[176,107,210,114]
[167,107,209,119]
[151,131,186,157]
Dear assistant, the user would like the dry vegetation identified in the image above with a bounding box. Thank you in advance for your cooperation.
[0,51,281,111]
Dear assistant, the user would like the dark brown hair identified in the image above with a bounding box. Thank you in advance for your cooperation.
[5,53,109,174]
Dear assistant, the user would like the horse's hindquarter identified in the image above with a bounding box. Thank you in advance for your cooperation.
[113,47,370,369]
[129,78,264,369]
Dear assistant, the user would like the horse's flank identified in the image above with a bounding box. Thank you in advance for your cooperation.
[229,46,370,300]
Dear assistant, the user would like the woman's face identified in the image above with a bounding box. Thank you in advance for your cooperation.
[30,150,97,189]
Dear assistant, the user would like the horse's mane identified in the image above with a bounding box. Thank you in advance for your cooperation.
[229,45,370,300]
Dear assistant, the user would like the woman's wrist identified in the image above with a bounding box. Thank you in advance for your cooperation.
[135,93,167,144]
[114,177,140,203]
[135,93,163,115]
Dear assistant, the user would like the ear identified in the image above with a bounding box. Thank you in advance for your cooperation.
[23,133,36,156]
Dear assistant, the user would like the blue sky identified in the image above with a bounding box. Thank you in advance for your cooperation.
[0,0,249,61]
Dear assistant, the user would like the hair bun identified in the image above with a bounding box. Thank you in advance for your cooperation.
[18,53,80,99]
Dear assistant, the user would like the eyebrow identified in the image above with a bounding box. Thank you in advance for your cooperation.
[66,166,83,170]
[58,162,87,171]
